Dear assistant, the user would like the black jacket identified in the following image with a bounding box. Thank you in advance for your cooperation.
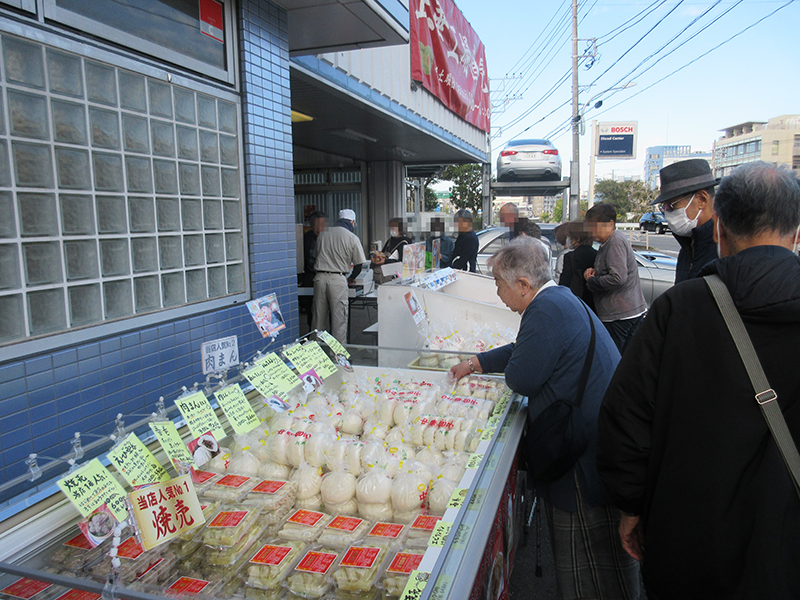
[382,235,412,263]
[558,244,597,311]
[451,230,478,272]
[597,246,800,599]
[673,218,718,283]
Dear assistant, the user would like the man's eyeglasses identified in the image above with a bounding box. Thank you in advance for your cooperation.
[659,195,692,214]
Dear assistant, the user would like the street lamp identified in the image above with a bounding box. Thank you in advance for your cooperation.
[579,81,636,135]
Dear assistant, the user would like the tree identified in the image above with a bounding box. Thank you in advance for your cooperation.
[423,186,439,211]
[439,164,484,215]
[545,198,587,223]
[593,179,657,220]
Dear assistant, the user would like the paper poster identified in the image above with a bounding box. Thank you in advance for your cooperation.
[299,369,323,394]
[247,293,286,338]
[214,384,259,434]
[317,330,350,359]
[256,352,302,394]
[431,237,441,270]
[174,391,225,441]
[283,341,337,379]
[201,335,239,375]
[77,504,116,548]
[107,433,169,487]
[149,421,195,470]
[57,458,129,522]
[199,0,224,43]
[402,244,414,279]
[404,291,425,326]
[128,474,205,550]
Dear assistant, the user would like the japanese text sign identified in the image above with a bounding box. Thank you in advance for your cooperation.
[107,433,169,487]
[283,342,337,379]
[128,474,205,550]
[214,383,259,434]
[317,330,349,359]
[175,391,225,441]
[410,0,490,132]
[149,421,195,469]
[57,459,128,522]
[256,352,302,393]
[1,578,52,599]
[201,335,239,375]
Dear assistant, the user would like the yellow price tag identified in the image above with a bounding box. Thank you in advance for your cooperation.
[107,433,169,487]
[318,330,350,359]
[57,459,129,522]
[257,352,302,394]
[399,570,429,600]
[428,521,453,547]
[150,421,195,468]
[487,415,501,428]
[214,384,259,435]
[466,453,484,469]
[174,391,225,441]
[283,342,337,379]
[446,487,468,509]
[480,426,496,442]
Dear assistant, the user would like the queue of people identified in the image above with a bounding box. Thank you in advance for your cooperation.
[449,161,800,600]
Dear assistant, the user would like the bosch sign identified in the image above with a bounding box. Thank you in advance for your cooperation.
[596,121,638,160]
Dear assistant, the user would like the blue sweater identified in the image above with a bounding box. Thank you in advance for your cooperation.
[477,285,620,511]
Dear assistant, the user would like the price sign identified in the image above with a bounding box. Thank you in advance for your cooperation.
[243,364,286,400]
[317,330,349,359]
[446,487,468,509]
[175,391,225,441]
[257,352,302,394]
[487,415,501,428]
[57,459,128,522]
[283,342,337,379]
[150,421,195,469]
[214,384,259,434]
[128,474,205,550]
[466,453,484,469]
[428,520,453,547]
[493,396,510,416]
[480,426,496,442]
[399,570,429,600]
[107,433,169,487]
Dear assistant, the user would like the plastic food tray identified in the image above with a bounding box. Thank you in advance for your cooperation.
[243,480,297,511]
[203,505,263,549]
[277,511,333,543]
[201,474,260,502]
[332,545,390,594]
[283,546,342,599]
[316,516,370,550]
[245,540,306,591]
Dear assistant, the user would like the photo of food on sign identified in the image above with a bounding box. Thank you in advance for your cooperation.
[335,353,353,372]
[266,395,291,412]
[246,293,285,338]
[188,432,220,467]
[78,504,116,547]
[301,369,323,393]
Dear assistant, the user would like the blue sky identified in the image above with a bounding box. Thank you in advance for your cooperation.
[452,0,799,188]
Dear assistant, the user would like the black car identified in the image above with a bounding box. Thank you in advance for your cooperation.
[639,212,670,234]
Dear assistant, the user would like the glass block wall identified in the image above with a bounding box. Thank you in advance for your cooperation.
[0,34,245,344]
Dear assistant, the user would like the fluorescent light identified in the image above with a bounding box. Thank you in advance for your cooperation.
[291,110,314,123]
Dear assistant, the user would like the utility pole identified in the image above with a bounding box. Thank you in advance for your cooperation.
[569,0,580,221]
[588,119,597,206]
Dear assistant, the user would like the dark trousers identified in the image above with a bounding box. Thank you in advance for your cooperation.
[603,314,644,356]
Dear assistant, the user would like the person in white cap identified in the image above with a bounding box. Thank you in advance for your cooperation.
[312,208,366,343]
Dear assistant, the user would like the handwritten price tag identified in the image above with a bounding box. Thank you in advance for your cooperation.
[214,384,259,435]
[480,426,496,442]
[283,342,337,379]
[57,459,128,522]
[257,352,302,394]
[466,453,484,469]
[446,487,468,509]
[175,392,225,441]
[399,570,429,600]
[428,521,453,547]
[487,415,501,428]
[317,330,349,359]
[150,421,195,469]
[107,433,169,487]
[493,396,510,416]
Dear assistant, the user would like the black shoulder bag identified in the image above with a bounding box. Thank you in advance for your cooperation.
[524,302,595,482]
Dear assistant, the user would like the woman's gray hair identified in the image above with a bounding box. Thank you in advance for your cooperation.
[715,161,800,237]
[488,236,552,288]
[454,209,473,221]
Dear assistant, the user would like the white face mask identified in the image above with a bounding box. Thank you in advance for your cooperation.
[794,223,800,254]
[389,228,399,238]
[716,218,723,258]
[432,231,442,238]
[664,194,698,237]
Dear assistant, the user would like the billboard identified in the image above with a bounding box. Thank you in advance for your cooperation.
[410,0,490,133]
[596,121,637,159]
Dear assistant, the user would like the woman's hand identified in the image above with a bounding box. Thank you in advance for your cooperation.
[618,513,644,562]
[371,253,386,265]
[449,357,482,381]
[583,267,595,281]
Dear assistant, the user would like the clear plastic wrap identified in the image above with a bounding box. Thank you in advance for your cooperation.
[291,463,323,501]
[357,501,393,522]
[243,480,297,511]
[406,515,442,548]
[428,478,457,516]
[287,431,311,468]
[277,510,333,542]
[317,516,370,550]
[258,460,293,481]
[320,468,356,506]
[332,545,390,593]
[381,549,426,596]
[202,474,259,501]
[205,517,270,566]
[390,473,428,513]
[356,469,392,505]
[284,546,342,599]
[228,449,261,477]
[246,540,306,591]
[203,506,263,549]
[363,522,408,547]
[268,429,294,466]
[295,494,323,512]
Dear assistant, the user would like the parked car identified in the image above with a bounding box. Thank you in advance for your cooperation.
[474,226,675,306]
[496,138,562,181]
[639,211,670,234]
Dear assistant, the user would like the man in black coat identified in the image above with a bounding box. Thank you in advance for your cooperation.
[597,161,800,599]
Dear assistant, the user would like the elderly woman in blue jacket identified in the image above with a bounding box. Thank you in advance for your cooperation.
[450,237,639,600]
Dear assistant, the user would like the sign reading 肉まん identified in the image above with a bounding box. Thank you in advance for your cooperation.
[201,335,239,375]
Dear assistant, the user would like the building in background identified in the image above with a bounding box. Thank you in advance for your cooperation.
[644,145,712,189]
[712,115,800,178]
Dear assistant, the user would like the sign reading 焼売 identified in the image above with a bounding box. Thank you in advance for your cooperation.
[128,474,205,550]
[201,335,239,375]
[410,0,490,133]
[596,121,638,160]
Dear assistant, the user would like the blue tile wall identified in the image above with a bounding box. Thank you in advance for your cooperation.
[0,0,298,502]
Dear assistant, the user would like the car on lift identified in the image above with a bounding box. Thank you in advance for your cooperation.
[474,226,675,306]
[639,211,670,234]
[496,138,562,182]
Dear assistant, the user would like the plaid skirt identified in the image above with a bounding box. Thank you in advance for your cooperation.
[543,472,641,600]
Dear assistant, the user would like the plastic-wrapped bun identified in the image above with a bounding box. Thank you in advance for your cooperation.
[208,448,231,472]
[357,500,393,522]
[409,401,431,423]
[360,442,386,471]
[268,429,293,465]
[320,469,356,505]
[287,431,310,468]
[295,493,323,511]
[391,473,428,513]
[393,402,413,427]
[402,460,433,486]
[323,497,358,516]
[341,409,363,435]
[291,462,323,500]
[387,443,415,462]
[422,426,437,448]
[415,448,443,469]
[419,356,438,368]
[362,421,388,441]
[251,442,271,463]
[304,433,332,468]
[356,469,392,504]
[267,414,294,434]
[454,430,471,452]
[228,449,261,477]
[384,426,405,446]
[324,440,348,466]
[410,422,427,446]
[439,461,465,483]
[428,478,457,515]
[258,460,293,480]
[345,442,364,476]
[377,396,397,426]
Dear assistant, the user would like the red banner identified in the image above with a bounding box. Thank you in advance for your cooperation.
[410,0,490,133]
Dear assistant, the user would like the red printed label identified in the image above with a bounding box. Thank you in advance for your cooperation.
[208,510,248,528]
[192,470,217,483]
[215,474,250,488]
[63,533,92,550]
[1,579,52,599]
[387,552,424,574]
[250,544,293,566]
[411,515,442,531]
[340,546,380,569]
[136,558,163,579]
[288,509,324,527]
[54,590,101,600]
[252,480,286,494]
[168,577,210,594]
[117,536,144,559]
[368,522,404,539]
[295,551,337,574]
[327,516,364,532]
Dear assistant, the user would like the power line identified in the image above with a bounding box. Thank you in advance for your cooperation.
[504,0,569,77]
[596,0,666,44]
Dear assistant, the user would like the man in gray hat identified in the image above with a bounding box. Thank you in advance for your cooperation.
[312,208,366,344]
[651,158,719,283]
